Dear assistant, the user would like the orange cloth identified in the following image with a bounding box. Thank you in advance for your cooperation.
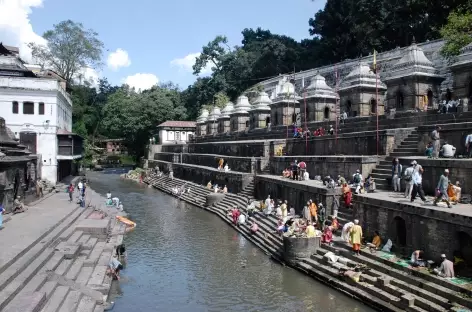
[309,203,317,218]
[447,184,457,202]
[372,235,381,248]
[353,243,361,251]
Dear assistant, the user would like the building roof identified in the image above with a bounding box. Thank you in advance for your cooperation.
[157,121,197,128]
[339,62,387,92]
[196,109,209,124]
[233,95,252,114]
[451,42,472,69]
[249,92,272,111]
[219,102,235,119]
[384,41,443,81]
[305,74,339,99]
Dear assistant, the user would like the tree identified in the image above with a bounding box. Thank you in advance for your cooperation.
[193,35,230,75]
[440,3,472,61]
[28,20,104,84]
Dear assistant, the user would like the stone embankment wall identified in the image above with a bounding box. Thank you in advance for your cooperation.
[418,121,472,155]
[270,156,378,178]
[355,195,472,262]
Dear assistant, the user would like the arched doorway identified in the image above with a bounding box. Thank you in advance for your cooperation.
[345,100,352,116]
[427,90,433,108]
[265,116,270,127]
[370,98,377,114]
[13,170,20,199]
[324,107,330,119]
[457,231,472,264]
[390,216,407,247]
[292,113,297,124]
[446,88,452,102]
[396,91,404,109]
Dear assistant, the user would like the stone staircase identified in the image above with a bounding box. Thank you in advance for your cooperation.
[0,194,125,312]
[370,129,419,190]
[144,174,472,312]
[239,179,255,201]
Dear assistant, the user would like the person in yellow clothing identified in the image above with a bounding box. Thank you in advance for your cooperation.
[309,200,318,224]
[281,200,288,219]
[305,221,316,238]
[350,219,363,256]
[218,158,224,170]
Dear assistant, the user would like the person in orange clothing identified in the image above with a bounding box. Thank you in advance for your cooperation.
[309,200,318,225]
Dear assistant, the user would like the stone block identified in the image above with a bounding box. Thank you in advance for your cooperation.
[55,242,81,260]
[375,276,392,287]
[3,291,46,312]
[87,265,107,286]
[76,219,110,236]
[400,294,415,307]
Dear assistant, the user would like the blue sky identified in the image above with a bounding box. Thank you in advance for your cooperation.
[0,0,325,90]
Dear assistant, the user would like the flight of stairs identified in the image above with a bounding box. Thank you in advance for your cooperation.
[370,129,419,190]
[239,179,255,201]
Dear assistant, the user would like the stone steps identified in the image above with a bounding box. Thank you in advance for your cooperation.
[144,174,472,312]
[0,206,92,311]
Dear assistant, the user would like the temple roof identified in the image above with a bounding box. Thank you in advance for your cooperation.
[385,42,442,81]
[305,74,339,99]
[219,101,235,119]
[0,118,17,145]
[196,109,209,124]
[157,121,196,128]
[451,42,472,68]
[249,92,272,111]
[339,62,386,91]
[206,106,222,122]
[272,81,301,104]
[233,95,252,114]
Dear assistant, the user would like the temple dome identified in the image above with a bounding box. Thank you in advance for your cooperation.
[250,92,272,111]
[196,109,209,124]
[385,42,441,80]
[206,107,222,122]
[339,62,386,91]
[233,95,252,114]
[219,102,235,119]
[305,74,339,99]
[0,117,17,145]
[273,81,301,104]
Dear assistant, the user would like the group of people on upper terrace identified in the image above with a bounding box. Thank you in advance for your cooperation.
[392,158,461,208]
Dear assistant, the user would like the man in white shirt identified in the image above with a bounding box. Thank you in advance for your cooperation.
[404,161,422,198]
[440,142,456,158]
[106,192,112,199]
[77,181,83,193]
[237,213,246,226]
[352,170,363,194]
[411,168,427,202]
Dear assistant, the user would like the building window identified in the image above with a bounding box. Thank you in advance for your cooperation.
[23,102,34,114]
[324,107,330,119]
[12,101,19,114]
[39,102,45,115]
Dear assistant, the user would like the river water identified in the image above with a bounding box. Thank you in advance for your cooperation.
[87,172,374,312]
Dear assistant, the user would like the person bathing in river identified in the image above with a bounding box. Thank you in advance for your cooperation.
[108,256,124,280]
[231,208,240,225]
[250,221,259,234]
[237,213,247,226]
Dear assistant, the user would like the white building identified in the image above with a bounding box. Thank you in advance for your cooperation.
[0,43,83,184]
[157,121,196,144]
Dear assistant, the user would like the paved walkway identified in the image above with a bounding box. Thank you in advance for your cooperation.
[0,191,78,270]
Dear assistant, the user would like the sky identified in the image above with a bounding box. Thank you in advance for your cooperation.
[0,0,325,91]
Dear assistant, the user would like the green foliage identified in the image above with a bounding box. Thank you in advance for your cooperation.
[440,4,472,60]
[28,20,104,84]
[100,84,187,157]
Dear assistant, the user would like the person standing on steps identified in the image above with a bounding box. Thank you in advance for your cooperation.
[391,158,402,192]
[350,219,363,256]
[68,184,74,202]
[433,169,452,208]
[431,125,441,159]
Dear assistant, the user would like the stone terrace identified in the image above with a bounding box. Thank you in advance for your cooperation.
[0,186,126,312]
[143,173,472,312]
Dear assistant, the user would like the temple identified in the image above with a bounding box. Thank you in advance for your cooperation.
[0,116,38,212]
[145,38,472,311]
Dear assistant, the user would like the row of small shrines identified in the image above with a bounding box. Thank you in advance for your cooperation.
[195,41,472,136]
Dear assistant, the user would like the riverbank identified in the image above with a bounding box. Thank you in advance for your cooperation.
[144,173,472,312]
[0,178,129,312]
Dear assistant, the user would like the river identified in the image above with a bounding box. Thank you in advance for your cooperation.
[86,172,374,312]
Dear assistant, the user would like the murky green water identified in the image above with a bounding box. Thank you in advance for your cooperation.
[87,172,374,312]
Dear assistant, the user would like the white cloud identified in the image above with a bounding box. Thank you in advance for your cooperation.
[0,0,47,62]
[107,48,131,71]
[170,52,213,75]
[122,73,159,92]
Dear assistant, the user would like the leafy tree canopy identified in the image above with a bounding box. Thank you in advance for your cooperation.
[29,20,104,84]
[440,2,472,61]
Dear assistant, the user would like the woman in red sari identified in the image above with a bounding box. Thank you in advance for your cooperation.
[322,226,333,244]
[231,208,240,225]
[342,183,352,208]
